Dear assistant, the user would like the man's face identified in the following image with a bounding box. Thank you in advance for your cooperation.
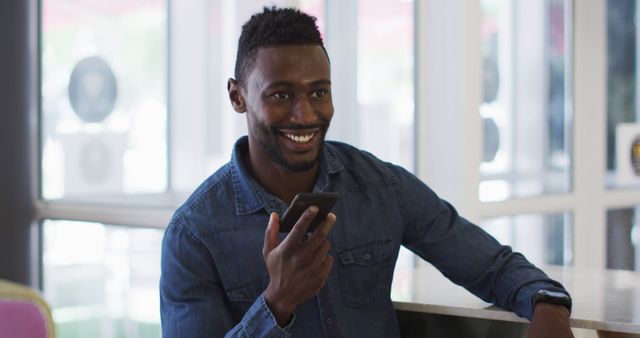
[239,45,333,172]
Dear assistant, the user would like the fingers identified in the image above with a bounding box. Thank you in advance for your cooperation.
[304,212,336,249]
[311,240,331,266]
[317,213,336,237]
[263,212,280,257]
[320,255,334,276]
[302,214,336,267]
[301,240,333,290]
[283,206,319,247]
[279,211,336,268]
[286,212,336,265]
[263,209,335,304]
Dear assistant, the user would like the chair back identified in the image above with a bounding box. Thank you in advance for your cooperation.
[0,279,55,338]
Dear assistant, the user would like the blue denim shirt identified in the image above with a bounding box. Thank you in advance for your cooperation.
[160,136,569,338]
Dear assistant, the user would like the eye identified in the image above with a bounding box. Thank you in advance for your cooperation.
[310,89,327,98]
[272,92,290,100]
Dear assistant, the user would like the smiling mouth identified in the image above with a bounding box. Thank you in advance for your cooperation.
[278,129,320,144]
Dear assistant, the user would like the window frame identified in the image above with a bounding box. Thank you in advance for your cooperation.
[35,0,640,287]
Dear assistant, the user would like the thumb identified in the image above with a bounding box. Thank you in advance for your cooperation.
[263,212,281,256]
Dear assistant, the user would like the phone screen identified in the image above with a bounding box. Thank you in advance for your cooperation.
[279,192,339,233]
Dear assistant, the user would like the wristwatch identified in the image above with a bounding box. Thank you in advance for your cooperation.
[531,289,572,312]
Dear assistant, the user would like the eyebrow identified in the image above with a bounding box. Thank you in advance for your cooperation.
[265,79,331,89]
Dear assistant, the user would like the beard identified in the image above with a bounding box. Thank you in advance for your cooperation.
[247,113,329,172]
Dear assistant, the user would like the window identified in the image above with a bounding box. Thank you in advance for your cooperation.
[603,0,640,272]
[480,0,572,202]
[607,207,640,271]
[43,220,162,338]
[41,0,168,203]
[416,0,578,270]
[39,1,415,336]
[607,0,640,189]
[481,212,573,266]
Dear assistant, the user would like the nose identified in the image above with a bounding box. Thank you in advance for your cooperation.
[290,96,317,125]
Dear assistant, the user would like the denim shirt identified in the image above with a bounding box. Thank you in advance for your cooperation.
[160,136,569,338]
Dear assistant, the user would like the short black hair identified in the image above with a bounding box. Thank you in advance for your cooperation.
[234,6,327,85]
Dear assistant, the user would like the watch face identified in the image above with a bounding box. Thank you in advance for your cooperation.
[539,290,569,299]
[534,289,572,310]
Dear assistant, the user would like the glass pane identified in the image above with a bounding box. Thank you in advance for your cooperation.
[353,0,414,169]
[43,220,163,338]
[607,207,640,271]
[606,0,640,188]
[479,0,572,202]
[480,212,573,266]
[41,1,167,204]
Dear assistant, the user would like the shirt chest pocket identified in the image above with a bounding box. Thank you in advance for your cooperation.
[337,239,395,307]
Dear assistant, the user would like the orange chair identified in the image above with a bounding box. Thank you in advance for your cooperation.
[0,279,55,338]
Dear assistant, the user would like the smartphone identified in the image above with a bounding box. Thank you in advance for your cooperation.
[279,192,339,233]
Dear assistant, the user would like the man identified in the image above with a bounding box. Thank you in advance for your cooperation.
[160,6,573,338]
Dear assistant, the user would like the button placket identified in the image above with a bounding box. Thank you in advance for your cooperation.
[318,287,343,337]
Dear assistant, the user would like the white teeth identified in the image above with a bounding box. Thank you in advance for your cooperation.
[285,132,315,144]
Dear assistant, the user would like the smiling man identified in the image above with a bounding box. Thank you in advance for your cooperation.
[234,43,333,203]
[160,6,574,338]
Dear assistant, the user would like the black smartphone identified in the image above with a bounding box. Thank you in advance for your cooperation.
[280,192,339,233]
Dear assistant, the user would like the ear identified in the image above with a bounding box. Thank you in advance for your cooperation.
[227,78,246,113]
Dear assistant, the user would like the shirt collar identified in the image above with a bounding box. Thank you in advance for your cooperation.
[230,136,343,216]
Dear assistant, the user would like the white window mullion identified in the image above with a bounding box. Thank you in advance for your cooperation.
[417,0,482,223]
[324,0,359,146]
[573,0,607,269]
[169,0,211,192]
[604,189,640,209]
[478,194,576,219]
[513,1,547,198]
[463,0,483,223]
[36,201,173,228]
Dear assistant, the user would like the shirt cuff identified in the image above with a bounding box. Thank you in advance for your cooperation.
[240,293,296,338]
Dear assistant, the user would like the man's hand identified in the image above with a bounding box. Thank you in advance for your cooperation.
[262,207,336,326]
[527,303,574,338]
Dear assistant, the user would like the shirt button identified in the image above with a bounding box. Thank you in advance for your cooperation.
[326,318,333,325]
[364,253,371,260]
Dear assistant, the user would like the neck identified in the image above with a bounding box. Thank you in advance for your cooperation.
[244,145,319,205]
